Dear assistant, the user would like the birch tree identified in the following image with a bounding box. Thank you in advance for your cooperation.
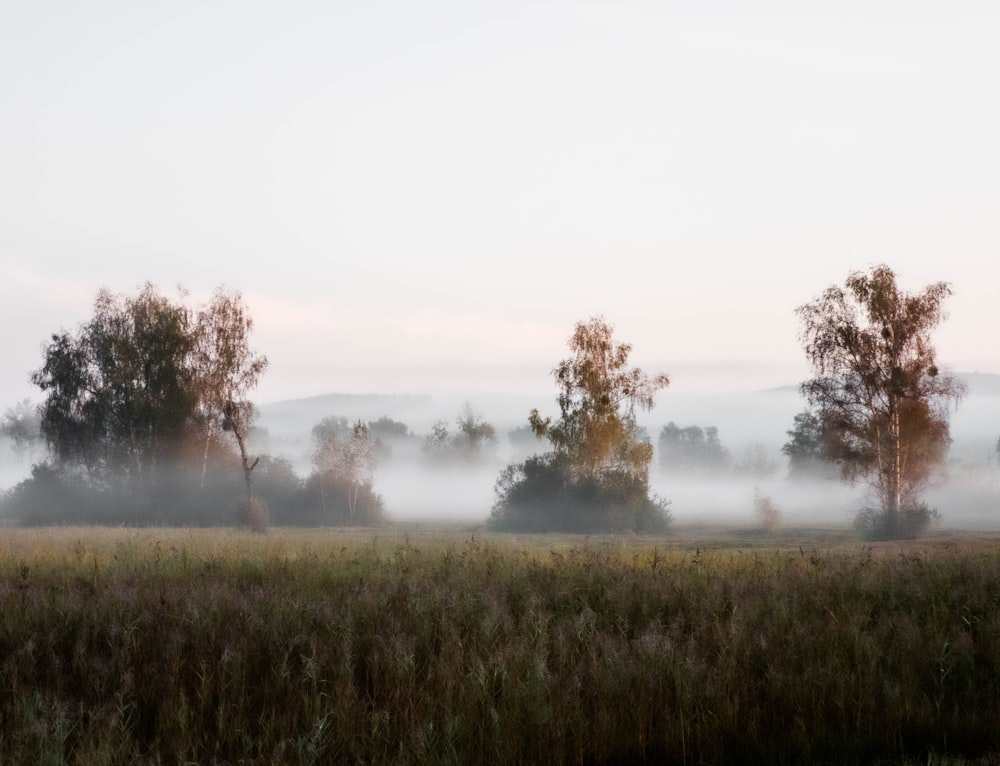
[193,288,268,496]
[796,264,964,534]
[494,316,671,533]
[529,316,669,480]
[312,419,377,522]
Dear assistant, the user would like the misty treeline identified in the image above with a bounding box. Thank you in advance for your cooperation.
[0,264,993,537]
[0,284,388,529]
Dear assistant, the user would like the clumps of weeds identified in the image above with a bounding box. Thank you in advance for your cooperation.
[236,495,269,533]
[1,528,999,764]
[753,487,782,533]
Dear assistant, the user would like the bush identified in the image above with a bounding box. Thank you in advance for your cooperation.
[490,453,670,534]
[1,458,308,528]
[854,500,940,540]
[298,473,388,527]
[753,488,782,533]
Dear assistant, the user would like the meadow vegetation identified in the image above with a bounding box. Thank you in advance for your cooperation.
[2,526,999,764]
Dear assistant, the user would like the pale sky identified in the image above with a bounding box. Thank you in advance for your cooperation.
[2,0,998,407]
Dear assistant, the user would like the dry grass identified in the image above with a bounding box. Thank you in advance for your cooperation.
[1,525,999,764]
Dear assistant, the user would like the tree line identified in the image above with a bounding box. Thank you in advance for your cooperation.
[0,264,978,538]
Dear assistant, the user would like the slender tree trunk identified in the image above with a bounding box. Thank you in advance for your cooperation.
[200,427,212,489]
[231,427,257,502]
[891,408,902,519]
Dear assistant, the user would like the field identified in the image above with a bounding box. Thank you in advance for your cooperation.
[2,524,1000,765]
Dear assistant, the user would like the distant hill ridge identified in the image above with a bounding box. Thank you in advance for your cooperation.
[757,371,1000,397]
[261,373,1000,416]
[259,393,435,425]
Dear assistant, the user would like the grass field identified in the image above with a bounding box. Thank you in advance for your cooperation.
[2,524,999,765]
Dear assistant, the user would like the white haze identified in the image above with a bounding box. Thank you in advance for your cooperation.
[247,378,1000,530]
[3,376,999,529]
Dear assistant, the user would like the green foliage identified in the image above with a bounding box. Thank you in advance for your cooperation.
[1,458,288,527]
[491,453,670,534]
[659,422,731,473]
[32,285,198,483]
[1,453,386,528]
[422,403,497,463]
[797,264,965,535]
[854,500,940,541]
[366,416,410,440]
[23,284,269,523]
[365,416,412,459]
[1,529,999,764]
[453,402,497,458]
[782,408,839,479]
[0,399,42,458]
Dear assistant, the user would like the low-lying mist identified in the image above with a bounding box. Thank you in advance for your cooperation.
[4,380,999,530]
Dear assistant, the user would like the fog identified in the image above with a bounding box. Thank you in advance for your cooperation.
[251,378,1000,530]
[3,377,999,530]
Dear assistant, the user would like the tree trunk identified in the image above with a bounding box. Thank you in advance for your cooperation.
[200,428,212,489]
[231,427,257,502]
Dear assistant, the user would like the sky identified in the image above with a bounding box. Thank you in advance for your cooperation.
[2,0,998,408]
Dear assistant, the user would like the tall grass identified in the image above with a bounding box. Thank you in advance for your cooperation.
[1,527,999,764]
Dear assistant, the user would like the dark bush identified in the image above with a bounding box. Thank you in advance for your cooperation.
[1,457,320,528]
[854,500,940,541]
[490,453,670,534]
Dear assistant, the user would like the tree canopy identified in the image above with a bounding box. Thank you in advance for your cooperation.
[796,264,965,536]
[32,284,198,483]
[529,317,670,481]
[493,316,670,533]
[30,284,268,503]
[658,423,731,474]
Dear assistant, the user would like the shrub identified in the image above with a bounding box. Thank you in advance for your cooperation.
[753,487,782,533]
[490,453,670,534]
[854,500,940,541]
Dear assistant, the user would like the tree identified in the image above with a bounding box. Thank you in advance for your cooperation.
[529,317,670,480]
[193,288,269,497]
[454,403,498,460]
[796,264,965,536]
[422,404,497,463]
[658,423,731,473]
[310,419,384,524]
[366,416,410,441]
[493,316,670,533]
[1,399,42,459]
[32,284,198,484]
[27,283,269,526]
[365,416,412,459]
[732,442,778,479]
[422,420,452,461]
[781,409,837,480]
